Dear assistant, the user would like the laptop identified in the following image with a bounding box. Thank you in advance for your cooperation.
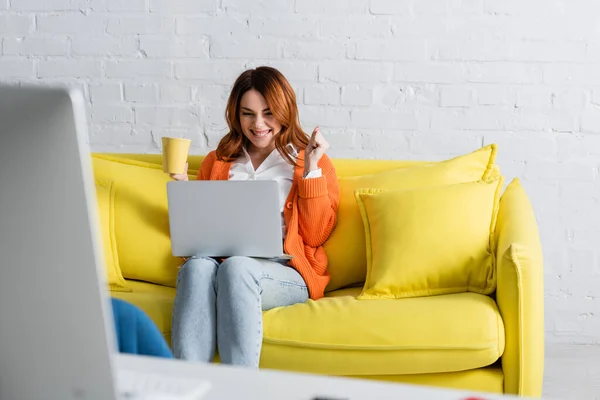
[0,84,210,400]
[167,180,291,260]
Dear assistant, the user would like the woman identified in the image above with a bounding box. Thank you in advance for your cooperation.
[169,66,340,367]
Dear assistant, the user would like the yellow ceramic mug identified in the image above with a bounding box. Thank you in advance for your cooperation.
[162,137,191,174]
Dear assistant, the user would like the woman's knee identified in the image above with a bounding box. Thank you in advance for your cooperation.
[217,256,258,287]
[177,257,218,284]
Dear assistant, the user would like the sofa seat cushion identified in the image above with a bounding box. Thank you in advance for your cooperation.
[261,288,505,376]
[110,280,176,345]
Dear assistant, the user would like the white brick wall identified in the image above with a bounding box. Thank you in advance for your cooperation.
[1,0,599,345]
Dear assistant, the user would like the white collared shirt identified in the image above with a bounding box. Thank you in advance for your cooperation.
[229,145,321,238]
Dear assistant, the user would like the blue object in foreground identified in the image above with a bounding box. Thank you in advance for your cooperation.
[111,298,173,359]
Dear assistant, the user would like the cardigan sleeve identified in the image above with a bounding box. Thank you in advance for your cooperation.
[197,151,217,181]
[296,155,340,247]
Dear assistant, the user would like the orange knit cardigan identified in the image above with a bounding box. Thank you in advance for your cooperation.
[196,149,340,300]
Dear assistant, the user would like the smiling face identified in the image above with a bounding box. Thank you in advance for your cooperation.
[239,89,283,155]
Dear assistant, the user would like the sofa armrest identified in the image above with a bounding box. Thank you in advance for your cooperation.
[494,179,544,397]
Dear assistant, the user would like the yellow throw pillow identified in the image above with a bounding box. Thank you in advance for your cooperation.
[95,180,130,292]
[324,144,499,292]
[92,154,181,287]
[355,177,503,300]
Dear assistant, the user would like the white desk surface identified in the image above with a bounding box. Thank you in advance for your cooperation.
[116,354,527,400]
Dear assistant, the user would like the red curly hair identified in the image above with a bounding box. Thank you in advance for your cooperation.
[215,66,310,166]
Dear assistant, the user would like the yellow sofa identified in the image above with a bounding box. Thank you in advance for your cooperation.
[95,150,544,397]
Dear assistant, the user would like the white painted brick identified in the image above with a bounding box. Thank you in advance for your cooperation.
[430,108,507,131]
[195,84,229,104]
[506,109,576,133]
[299,106,351,127]
[72,36,138,57]
[175,61,245,83]
[439,86,472,107]
[369,0,411,15]
[106,0,147,11]
[224,0,293,13]
[210,38,279,59]
[403,84,440,108]
[92,106,133,123]
[37,13,105,35]
[247,61,318,82]
[561,185,600,221]
[592,90,600,106]
[38,60,101,78]
[89,83,122,103]
[89,125,153,147]
[296,0,368,14]
[391,17,448,38]
[303,85,340,105]
[413,0,449,16]
[581,111,600,134]
[203,104,227,126]
[509,16,590,42]
[11,0,80,11]
[283,40,346,60]
[160,84,192,103]
[558,134,600,162]
[356,40,427,61]
[320,17,391,39]
[485,0,561,17]
[515,87,552,109]
[204,128,227,149]
[476,85,514,106]
[317,127,358,150]
[411,134,483,155]
[360,129,410,155]
[107,16,173,35]
[483,132,558,159]
[467,63,543,84]
[124,84,159,103]
[135,106,200,127]
[372,84,404,107]
[351,109,417,129]
[249,16,318,38]
[586,42,600,64]
[395,63,465,84]
[525,161,595,182]
[561,205,600,231]
[432,40,512,62]
[105,61,171,79]
[0,15,33,34]
[149,0,218,13]
[448,0,484,15]
[3,37,67,56]
[342,85,373,106]
[81,0,107,10]
[139,36,209,59]
[0,58,35,78]
[543,64,600,86]
[512,41,587,63]
[320,61,393,83]
[176,16,248,36]
[552,89,586,110]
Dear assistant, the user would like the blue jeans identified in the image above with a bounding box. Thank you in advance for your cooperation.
[111,298,173,358]
[171,256,308,367]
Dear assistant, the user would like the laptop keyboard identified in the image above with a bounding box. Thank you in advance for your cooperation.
[117,369,211,400]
